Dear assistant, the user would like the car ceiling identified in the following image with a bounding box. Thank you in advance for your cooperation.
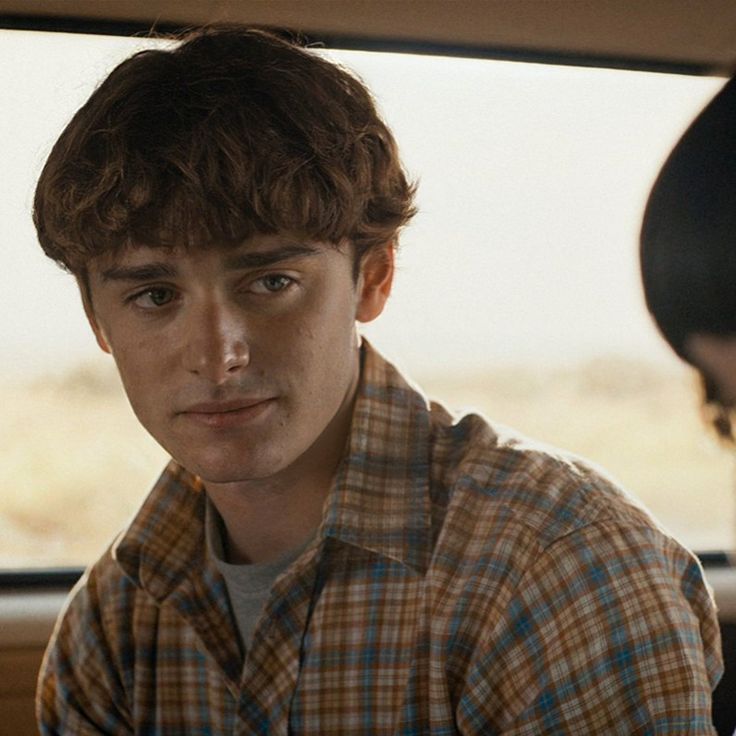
[0,0,735,75]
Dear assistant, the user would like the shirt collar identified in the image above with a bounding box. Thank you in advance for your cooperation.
[113,461,209,600]
[320,340,433,574]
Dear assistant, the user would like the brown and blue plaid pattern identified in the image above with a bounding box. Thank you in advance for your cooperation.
[38,343,722,734]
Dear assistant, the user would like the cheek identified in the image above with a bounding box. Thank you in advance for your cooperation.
[275,289,356,352]
[273,311,356,397]
[110,339,173,417]
[114,356,154,410]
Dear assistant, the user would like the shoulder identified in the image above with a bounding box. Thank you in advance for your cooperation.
[37,544,140,731]
[362,348,663,552]
[427,403,661,549]
[420,407,722,726]
[422,403,717,624]
[50,542,140,653]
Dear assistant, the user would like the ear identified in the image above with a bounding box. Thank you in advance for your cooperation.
[76,275,112,354]
[355,244,394,323]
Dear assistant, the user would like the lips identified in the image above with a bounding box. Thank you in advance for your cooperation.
[182,398,270,414]
[178,397,276,429]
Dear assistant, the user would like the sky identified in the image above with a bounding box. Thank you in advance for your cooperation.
[0,30,726,381]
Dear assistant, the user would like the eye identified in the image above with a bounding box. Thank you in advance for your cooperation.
[130,287,176,309]
[252,275,295,294]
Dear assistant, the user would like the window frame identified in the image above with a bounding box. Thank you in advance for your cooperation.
[0,13,731,586]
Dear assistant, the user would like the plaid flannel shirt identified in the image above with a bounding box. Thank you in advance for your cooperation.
[38,342,722,735]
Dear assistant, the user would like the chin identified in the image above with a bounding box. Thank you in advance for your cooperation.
[182,451,285,486]
[186,463,261,485]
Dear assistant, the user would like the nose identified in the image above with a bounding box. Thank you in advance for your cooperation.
[182,298,250,383]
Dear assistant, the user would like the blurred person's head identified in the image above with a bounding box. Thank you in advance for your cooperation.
[641,76,736,441]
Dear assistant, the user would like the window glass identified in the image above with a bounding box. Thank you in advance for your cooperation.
[1,29,730,567]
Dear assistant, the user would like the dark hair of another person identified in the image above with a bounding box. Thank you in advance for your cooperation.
[640,76,736,439]
[33,27,416,277]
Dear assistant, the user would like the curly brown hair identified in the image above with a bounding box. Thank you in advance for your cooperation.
[33,26,416,276]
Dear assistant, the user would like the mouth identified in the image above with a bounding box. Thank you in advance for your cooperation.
[178,397,276,429]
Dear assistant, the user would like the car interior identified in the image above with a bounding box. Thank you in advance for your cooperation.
[1,1,735,734]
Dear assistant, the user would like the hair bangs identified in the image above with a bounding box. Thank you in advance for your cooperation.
[33,27,416,274]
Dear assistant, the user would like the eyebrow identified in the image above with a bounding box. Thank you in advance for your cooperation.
[224,244,321,269]
[100,262,177,283]
[99,245,321,283]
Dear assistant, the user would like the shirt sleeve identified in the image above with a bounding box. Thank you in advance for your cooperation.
[456,519,723,735]
[36,566,133,735]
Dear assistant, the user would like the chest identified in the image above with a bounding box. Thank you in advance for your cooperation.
[130,551,484,734]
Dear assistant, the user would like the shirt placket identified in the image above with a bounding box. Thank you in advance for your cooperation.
[234,546,322,736]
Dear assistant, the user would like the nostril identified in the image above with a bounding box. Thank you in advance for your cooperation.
[226,360,246,373]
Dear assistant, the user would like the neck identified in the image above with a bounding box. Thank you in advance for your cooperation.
[209,481,326,564]
[206,361,359,564]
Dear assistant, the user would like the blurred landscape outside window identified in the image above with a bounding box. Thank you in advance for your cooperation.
[0,30,731,567]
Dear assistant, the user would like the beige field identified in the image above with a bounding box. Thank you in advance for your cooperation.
[2,357,733,567]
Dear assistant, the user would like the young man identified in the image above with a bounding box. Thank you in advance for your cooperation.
[36,27,721,735]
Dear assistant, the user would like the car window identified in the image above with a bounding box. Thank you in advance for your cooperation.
[1,29,729,568]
